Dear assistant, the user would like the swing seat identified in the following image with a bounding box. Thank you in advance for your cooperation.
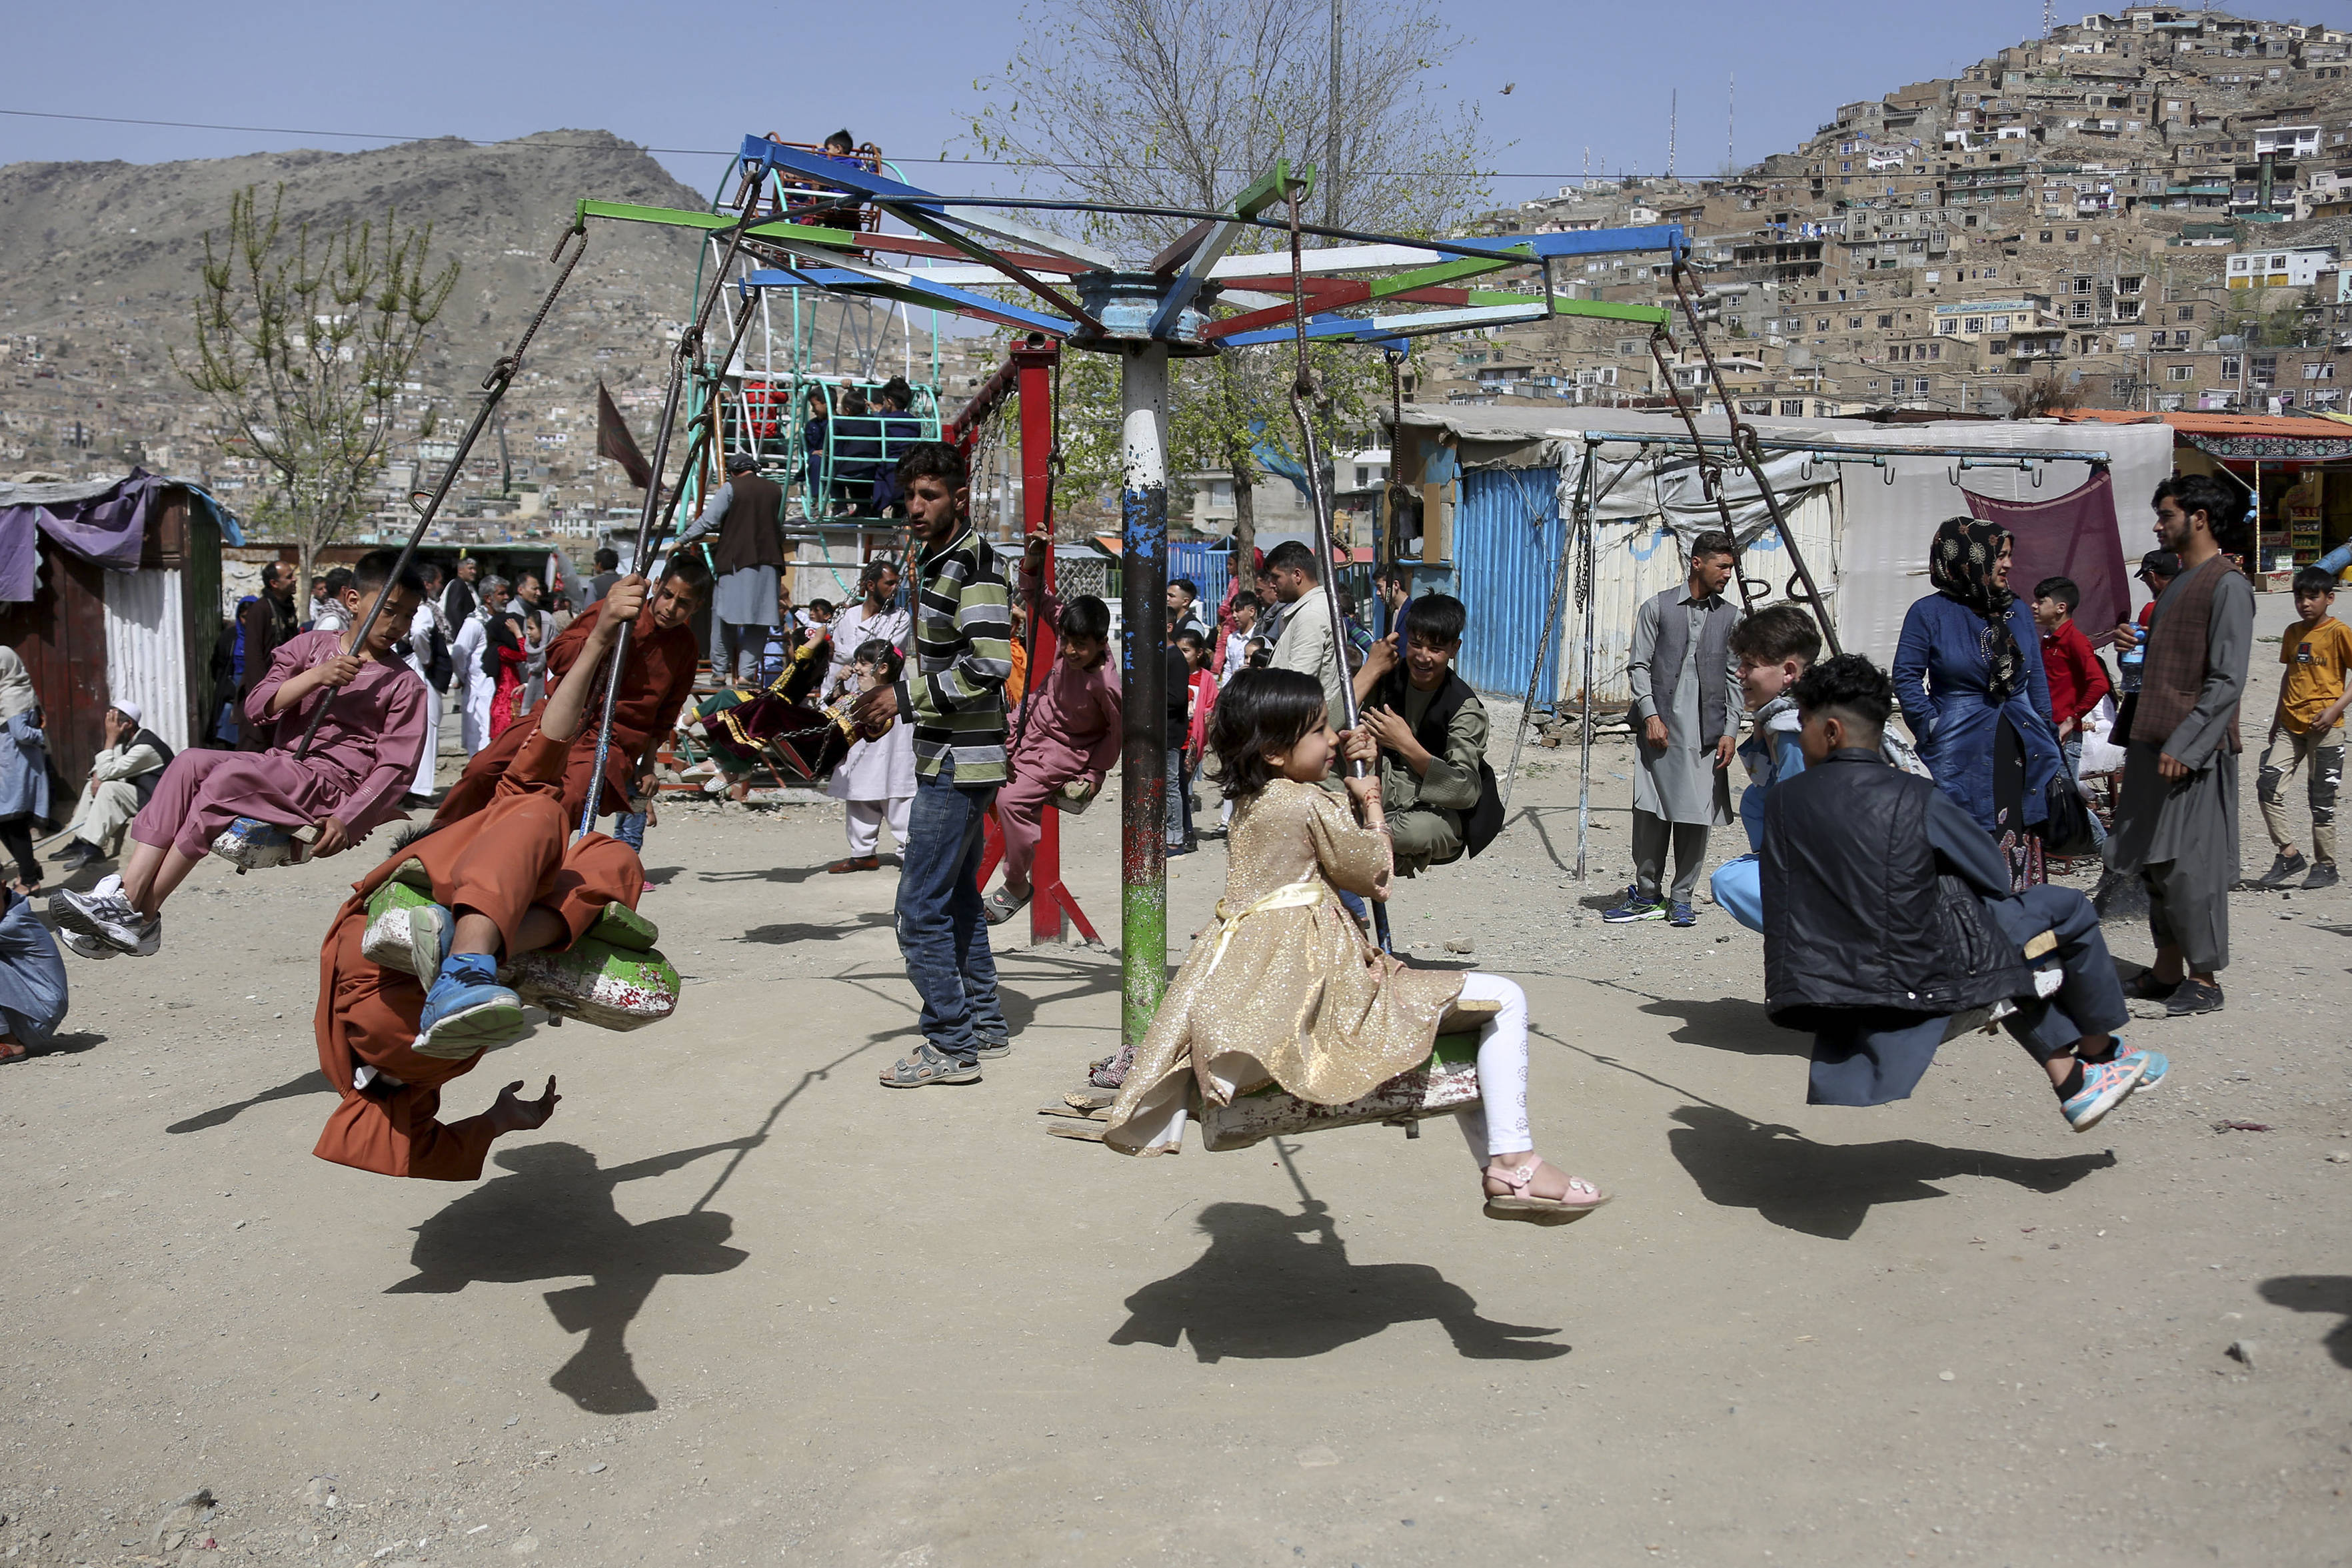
[210,817,313,872]
[1194,997,1501,1153]
[361,872,679,1032]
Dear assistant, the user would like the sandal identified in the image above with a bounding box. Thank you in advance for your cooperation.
[1482,1159,1612,1226]
[0,1038,27,1064]
[826,856,881,874]
[878,1043,981,1088]
[983,886,1031,926]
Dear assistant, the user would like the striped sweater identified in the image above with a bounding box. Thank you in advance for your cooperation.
[897,524,1014,781]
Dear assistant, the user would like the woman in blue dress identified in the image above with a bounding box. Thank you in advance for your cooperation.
[1892,516,2062,890]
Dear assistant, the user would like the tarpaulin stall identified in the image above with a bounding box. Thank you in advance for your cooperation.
[1386,406,2177,707]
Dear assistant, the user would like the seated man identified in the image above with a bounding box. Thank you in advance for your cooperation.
[53,550,428,958]
[52,698,174,872]
[1762,654,2163,1130]
[434,558,707,832]
[1349,593,1503,876]
[1710,605,1820,932]
[313,578,667,1181]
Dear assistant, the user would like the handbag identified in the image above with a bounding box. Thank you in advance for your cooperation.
[2042,770,2099,858]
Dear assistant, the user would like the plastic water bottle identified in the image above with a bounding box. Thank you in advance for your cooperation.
[2119,638,2144,695]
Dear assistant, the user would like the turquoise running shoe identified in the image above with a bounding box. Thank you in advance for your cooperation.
[2119,1046,2168,1093]
[2061,1054,2147,1133]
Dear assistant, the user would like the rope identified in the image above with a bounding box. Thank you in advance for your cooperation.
[294,223,590,758]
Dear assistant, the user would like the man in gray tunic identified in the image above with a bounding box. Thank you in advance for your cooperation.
[675,452,788,680]
[2105,474,2253,1017]
[1608,530,1741,926]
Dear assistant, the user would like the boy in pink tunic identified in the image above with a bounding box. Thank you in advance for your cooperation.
[52,550,428,958]
[984,532,1121,925]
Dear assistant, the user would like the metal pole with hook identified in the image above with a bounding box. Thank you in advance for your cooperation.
[577,215,764,838]
[293,224,590,760]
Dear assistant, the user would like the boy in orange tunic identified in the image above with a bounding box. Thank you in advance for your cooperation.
[312,578,661,1181]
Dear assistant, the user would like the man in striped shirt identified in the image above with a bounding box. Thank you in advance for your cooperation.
[852,442,1015,1086]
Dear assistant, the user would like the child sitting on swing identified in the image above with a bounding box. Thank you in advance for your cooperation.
[1103,668,1610,1225]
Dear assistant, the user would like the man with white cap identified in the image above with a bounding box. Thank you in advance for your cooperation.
[52,700,174,873]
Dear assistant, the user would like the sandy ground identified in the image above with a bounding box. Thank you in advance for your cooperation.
[4,592,2349,1568]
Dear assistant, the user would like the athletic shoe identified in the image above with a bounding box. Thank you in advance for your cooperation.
[55,926,115,962]
[2061,1054,2147,1132]
[974,1037,1012,1060]
[1667,902,1698,928]
[2165,980,2225,1017]
[1602,885,1666,924]
[2121,970,2178,1004]
[2305,861,2341,891]
[413,970,527,1060]
[49,886,159,957]
[2257,850,2309,888]
[55,840,104,874]
[2119,1047,2168,1093]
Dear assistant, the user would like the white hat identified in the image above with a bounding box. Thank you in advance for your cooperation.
[111,698,142,726]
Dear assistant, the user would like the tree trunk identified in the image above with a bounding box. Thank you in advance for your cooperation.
[1229,458,1256,597]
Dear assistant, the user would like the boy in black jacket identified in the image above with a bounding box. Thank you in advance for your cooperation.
[1351,594,1504,876]
[1762,654,2161,1130]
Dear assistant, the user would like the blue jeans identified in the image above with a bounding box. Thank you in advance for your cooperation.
[1710,853,1765,934]
[611,810,646,851]
[2060,736,2108,848]
[896,768,1006,1065]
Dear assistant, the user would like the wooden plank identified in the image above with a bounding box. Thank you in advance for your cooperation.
[1044,1120,1109,1144]
[1148,220,1220,276]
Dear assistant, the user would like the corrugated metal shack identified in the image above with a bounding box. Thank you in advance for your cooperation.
[1384,406,2177,710]
[0,474,239,782]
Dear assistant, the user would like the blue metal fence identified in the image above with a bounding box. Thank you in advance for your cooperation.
[1168,538,1232,615]
[1451,466,1566,707]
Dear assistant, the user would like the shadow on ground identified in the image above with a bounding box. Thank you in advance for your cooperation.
[1666,1104,2117,1241]
[738,910,895,945]
[1638,996,1802,1057]
[2257,1275,2352,1369]
[386,1140,749,1413]
[1111,1201,1570,1363]
[168,1069,330,1134]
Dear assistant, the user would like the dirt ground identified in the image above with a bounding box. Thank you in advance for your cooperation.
[4,591,2349,1568]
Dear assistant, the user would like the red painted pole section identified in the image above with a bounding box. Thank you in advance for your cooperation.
[1014,338,1071,945]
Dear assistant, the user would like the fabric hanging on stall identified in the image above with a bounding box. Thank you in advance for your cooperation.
[0,468,239,603]
[1961,467,2129,650]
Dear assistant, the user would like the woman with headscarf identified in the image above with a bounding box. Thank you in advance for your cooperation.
[0,646,52,894]
[1892,516,2063,889]
[485,597,532,740]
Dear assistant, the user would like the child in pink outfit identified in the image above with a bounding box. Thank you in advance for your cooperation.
[985,535,1120,924]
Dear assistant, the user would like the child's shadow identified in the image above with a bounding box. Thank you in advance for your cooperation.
[1666,1104,2115,1241]
[385,1140,749,1413]
[1110,1201,1568,1363]
[2256,1276,2352,1369]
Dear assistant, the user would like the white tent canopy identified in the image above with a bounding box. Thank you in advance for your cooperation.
[1393,405,2177,672]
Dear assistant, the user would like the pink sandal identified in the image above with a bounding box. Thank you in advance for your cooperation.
[1482,1160,1611,1225]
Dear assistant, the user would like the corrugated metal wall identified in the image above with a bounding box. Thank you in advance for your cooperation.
[1168,540,1231,615]
[1452,466,1845,709]
[103,568,191,750]
[1454,467,1569,705]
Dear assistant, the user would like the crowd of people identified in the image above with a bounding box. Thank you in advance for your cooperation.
[0,447,2320,1227]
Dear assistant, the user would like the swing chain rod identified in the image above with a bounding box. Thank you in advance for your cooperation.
[1667,259,1841,655]
[577,237,765,838]
[293,223,591,759]
[1646,327,1753,614]
[1282,181,1366,777]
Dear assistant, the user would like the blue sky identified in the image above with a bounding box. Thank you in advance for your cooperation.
[0,1,2327,212]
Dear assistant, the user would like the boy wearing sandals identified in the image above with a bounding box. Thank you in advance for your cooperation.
[1762,654,2163,1129]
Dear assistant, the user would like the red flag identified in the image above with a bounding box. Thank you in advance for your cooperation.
[597,380,652,490]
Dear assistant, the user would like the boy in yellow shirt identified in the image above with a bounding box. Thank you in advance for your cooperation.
[2257,565,2352,890]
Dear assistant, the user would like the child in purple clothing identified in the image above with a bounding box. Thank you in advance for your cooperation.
[984,531,1121,925]
[53,550,429,959]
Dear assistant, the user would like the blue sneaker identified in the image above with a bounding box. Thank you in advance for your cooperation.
[1602,885,1666,924]
[2119,1046,2167,1093]
[2060,1054,2147,1133]
[1668,902,1698,928]
[414,958,526,1062]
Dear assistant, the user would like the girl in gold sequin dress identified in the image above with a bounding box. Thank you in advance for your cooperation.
[1104,669,1610,1223]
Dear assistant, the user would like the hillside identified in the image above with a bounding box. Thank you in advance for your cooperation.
[0,131,733,524]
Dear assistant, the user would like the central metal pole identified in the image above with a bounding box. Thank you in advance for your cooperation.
[1119,342,1171,1050]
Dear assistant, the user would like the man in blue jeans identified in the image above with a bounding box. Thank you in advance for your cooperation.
[852,443,1014,1086]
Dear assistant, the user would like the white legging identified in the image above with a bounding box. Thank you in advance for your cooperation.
[1451,971,1532,1159]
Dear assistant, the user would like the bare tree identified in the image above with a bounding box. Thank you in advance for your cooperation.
[968,0,1488,589]
[176,185,458,582]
